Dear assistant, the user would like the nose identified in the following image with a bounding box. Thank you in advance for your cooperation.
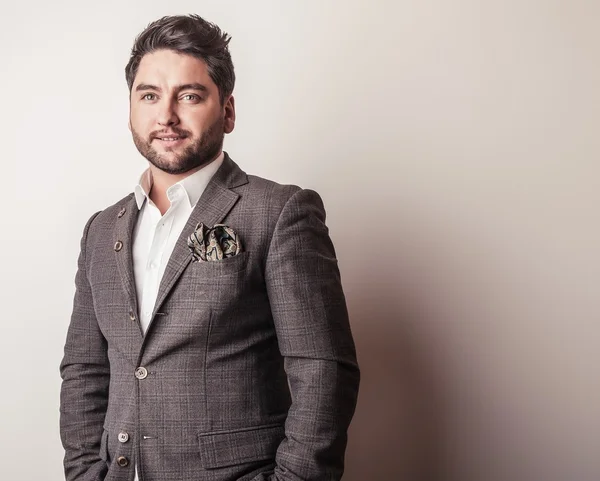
[157,99,179,126]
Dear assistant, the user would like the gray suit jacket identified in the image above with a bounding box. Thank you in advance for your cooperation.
[59,154,360,481]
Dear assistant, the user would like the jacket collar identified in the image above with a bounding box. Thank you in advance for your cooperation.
[133,151,226,210]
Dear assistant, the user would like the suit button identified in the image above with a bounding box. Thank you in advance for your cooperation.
[114,240,123,252]
[117,455,129,467]
[135,367,148,379]
[129,310,136,321]
[118,431,129,443]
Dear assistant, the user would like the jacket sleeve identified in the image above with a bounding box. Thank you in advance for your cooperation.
[59,211,110,481]
[260,188,360,481]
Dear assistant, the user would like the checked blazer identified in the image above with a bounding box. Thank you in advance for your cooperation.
[59,153,360,481]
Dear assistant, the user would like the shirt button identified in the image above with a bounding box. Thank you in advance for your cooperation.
[135,367,148,380]
[118,431,130,443]
[117,456,129,467]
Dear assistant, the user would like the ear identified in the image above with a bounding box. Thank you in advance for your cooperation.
[127,91,134,132]
[223,95,236,134]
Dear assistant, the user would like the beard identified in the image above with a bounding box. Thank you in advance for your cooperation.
[131,116,224,175]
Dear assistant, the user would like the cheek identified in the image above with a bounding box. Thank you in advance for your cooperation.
[185,103,221,130]
[129,108,153,135]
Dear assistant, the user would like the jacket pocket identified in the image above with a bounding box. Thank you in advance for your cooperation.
[197,423,284,469]
[191,251,250,276]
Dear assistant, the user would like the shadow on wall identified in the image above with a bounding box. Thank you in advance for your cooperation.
[342,286,446,481]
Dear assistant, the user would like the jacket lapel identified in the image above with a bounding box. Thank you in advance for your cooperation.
[147,153,248,334]
[114,193,141,331]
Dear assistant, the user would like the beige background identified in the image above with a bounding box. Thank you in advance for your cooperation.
[1,1,598,480]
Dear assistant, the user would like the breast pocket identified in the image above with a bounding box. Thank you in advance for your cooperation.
[172,251,252,309]
[190,251,250,279]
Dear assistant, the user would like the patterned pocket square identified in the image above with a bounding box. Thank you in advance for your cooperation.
[186,223,243,262]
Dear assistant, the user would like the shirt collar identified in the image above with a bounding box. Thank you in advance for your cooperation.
[134,151,225,210]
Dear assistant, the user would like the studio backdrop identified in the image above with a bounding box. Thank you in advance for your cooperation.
[1,1,599,480]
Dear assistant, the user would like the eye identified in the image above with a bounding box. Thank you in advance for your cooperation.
[181,94,201,102]
[141,93,156,101]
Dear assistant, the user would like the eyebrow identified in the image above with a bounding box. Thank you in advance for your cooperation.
[135,83,208,93]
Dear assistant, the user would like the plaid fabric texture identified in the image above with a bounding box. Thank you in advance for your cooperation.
[59,154,360,481]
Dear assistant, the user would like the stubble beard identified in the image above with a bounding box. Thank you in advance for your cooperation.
[131,116,225,175]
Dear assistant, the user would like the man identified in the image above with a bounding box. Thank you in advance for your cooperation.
[59,14,359,481]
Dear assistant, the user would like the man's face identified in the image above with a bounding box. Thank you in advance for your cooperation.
[129,49,235,175]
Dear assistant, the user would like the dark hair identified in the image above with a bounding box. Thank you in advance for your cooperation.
[125,15,235,105]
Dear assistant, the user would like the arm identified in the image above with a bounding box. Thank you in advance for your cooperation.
[262,188,360,481]
[59,211,110,481]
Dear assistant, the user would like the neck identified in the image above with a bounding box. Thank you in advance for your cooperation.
[148,151,222,216]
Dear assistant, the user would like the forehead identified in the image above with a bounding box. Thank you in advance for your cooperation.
[133,49,214,88]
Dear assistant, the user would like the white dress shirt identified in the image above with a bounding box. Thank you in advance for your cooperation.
[131,152,224,481]
[132,152,224,335]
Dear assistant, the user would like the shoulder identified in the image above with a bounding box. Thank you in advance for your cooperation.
[81,192,134,242]
[238,173,324,215]
[222,153,326,216]
[243,174,300,203]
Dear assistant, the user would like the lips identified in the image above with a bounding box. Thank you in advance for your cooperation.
[149,132,187,149]
[152,130,188,140]
[155,134,186,139]
[151,133,188,148]
[157,137,183,141]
